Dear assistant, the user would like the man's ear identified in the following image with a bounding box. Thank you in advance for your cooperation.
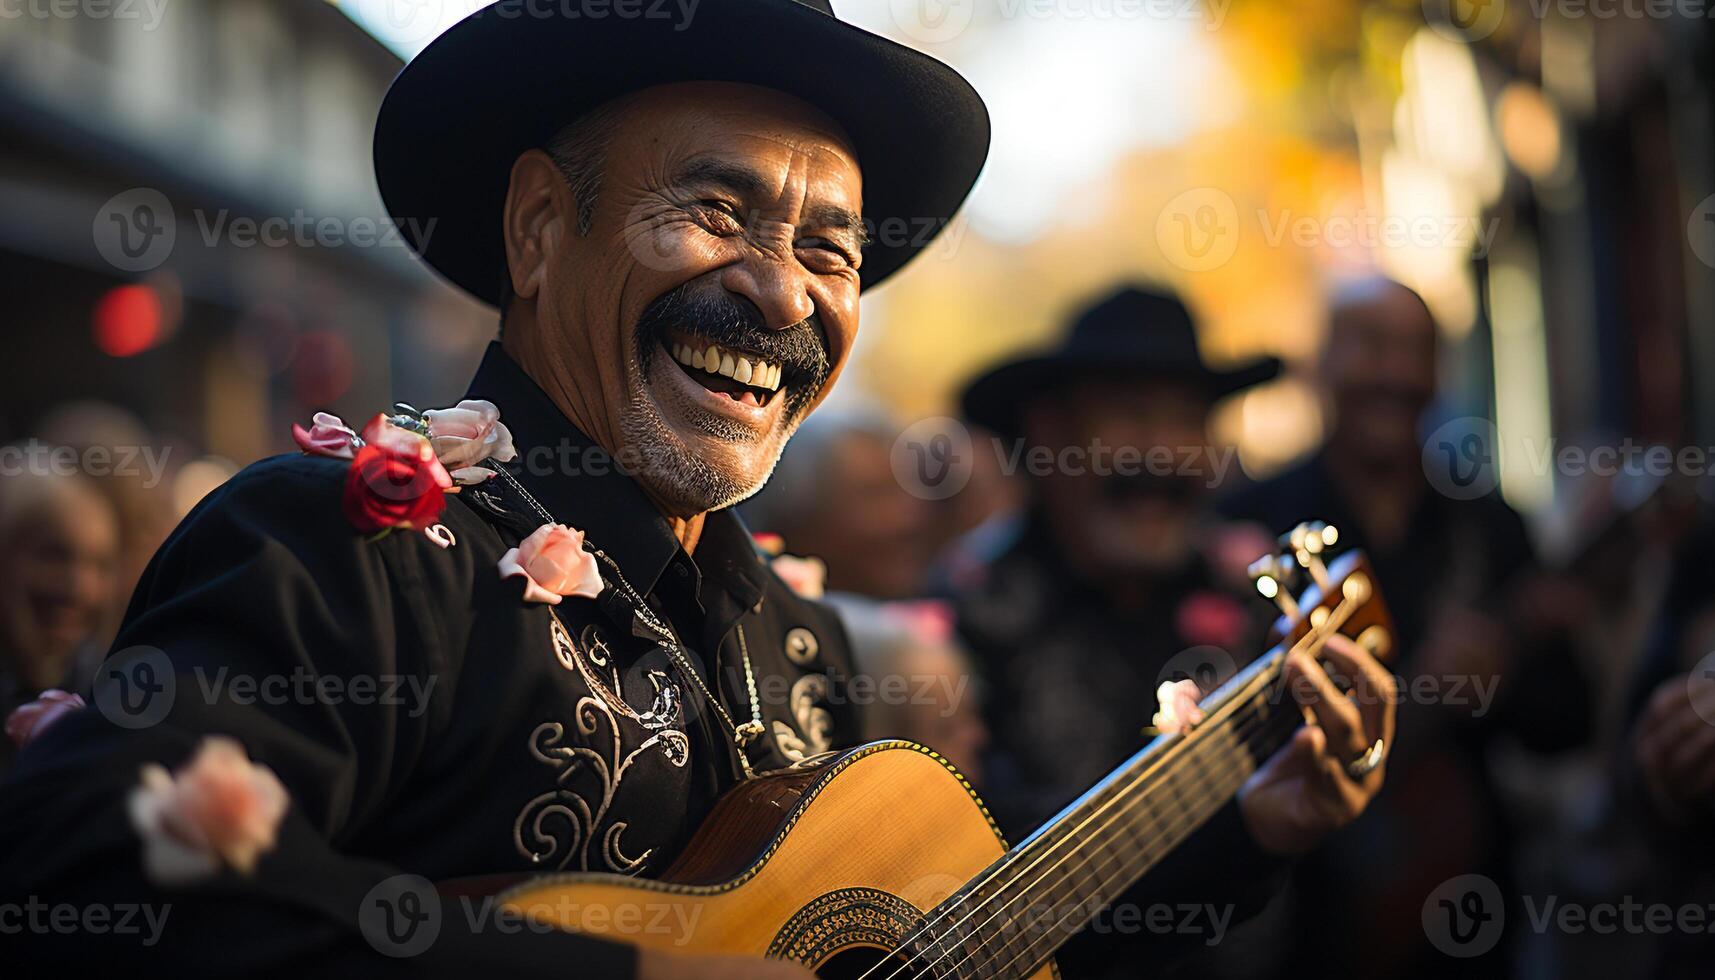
[502,149,572,302]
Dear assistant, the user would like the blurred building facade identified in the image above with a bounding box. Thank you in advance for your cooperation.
[0,0,492,486]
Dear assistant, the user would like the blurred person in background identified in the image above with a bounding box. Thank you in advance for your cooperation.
[823,594,987,784]
[1218,276,1595,980]
[741,409,936,598]
[39,401,176,622]
[0,466,120,775]
[952,285,1283,979]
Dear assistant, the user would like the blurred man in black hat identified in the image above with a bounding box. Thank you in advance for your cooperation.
[3,6,1395,978]
[954,285,1303,977]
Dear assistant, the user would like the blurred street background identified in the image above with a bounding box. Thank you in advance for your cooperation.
[2,2,1713,978]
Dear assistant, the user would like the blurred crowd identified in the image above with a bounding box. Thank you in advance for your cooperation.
[2,277,1711,979]
[743,277,1713,980]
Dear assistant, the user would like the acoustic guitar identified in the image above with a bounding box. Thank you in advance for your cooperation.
[459,523,1393,979]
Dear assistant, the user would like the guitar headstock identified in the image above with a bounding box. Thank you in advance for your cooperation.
[1245,521,1395,664]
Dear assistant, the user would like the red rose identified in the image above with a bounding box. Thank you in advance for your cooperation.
[341,415,452,533]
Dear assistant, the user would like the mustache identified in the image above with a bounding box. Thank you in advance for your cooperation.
[634,284,832,416]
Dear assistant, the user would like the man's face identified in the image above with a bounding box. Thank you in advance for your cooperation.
[511,82,864,515]
[0,488,118,689]
[1322,289,1438,464]
[1025,380,1213,577]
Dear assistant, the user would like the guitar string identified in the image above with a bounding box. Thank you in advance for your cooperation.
[897,608,1358,980]
[867,603,1358,980]
[922,707,1303,980]
[974,709,1303,980]
[861,677,1284,980]
[917,708,1291,980]
[865,701,1284,980]
[895,610,1362,980]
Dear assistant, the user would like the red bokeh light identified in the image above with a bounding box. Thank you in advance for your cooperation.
[92,285,163,358]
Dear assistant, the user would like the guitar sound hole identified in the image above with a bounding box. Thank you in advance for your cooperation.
[814,945,912,979]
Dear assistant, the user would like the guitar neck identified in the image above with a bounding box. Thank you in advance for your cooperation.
[915,653,1296,978]
[881,545,1387,980]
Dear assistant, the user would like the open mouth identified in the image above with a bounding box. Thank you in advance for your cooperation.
[663,334,789,409]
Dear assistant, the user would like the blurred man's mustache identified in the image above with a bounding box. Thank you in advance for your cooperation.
[634,284,831,415]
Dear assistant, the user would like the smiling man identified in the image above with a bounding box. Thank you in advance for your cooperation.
[1,3,1394,978]
[493,81,859,534]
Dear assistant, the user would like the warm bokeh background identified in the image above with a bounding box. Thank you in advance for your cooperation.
[4,1,1708,533]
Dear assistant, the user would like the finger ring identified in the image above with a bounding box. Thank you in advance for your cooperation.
[1346,738,1387,779]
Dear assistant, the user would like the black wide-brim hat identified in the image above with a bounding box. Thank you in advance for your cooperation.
[374,0,991,306]
[961,286,1282,440]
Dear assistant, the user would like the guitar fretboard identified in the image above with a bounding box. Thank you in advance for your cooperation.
[903,653,1298,980]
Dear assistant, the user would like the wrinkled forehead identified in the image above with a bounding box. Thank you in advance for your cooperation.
[610,82,861,200]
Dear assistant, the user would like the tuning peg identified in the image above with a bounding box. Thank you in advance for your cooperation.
[1247,553,1302,622]
[1283,522,1334,593]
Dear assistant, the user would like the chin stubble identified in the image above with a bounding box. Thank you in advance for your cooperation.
[619,348,800,513]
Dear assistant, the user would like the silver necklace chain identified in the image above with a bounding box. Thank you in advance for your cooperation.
[486,463,766,778]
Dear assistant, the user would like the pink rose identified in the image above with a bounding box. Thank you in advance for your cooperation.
[5,690,86,748]
[770,554,826,599]
[291,412,360,459]
[424,399,517,485]
[128,736,288,884]
[498,523,604,605]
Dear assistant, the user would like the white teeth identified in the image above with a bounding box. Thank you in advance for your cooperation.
[669,340,788,392]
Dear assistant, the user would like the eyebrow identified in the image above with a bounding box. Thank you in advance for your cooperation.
[805,202,869,248]
[674,158,773,199]
[673,158,868,247]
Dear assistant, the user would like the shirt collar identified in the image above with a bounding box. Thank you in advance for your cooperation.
[463,342,765,608]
